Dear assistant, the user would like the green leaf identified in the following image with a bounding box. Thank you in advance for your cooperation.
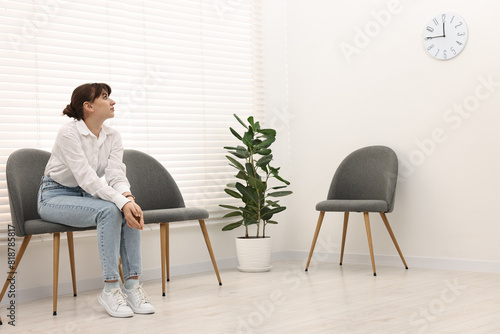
[247,124,254,138]
[261,206,286,220]
[222,221,243,231]
[228,150,247,159]
[256,154,273,167]
[246,203,259,212]
[247,116,255,127]
[243,218,258,226]
[223,211,242,218]
[256,148,272,155]
[248,176,266,192]
[242,132,253,148]
[258,128,276,137]
[272,173,290,185]
[261,164,269,174]
[230,127,242,140]
[268,191,293,197]
[245,162,256,177]
[266,199,280,207]
[236,145,249,152]
[266,220,278,224]
[240,206,257,216]
[236,183,257,204]
[253,138,262,146]
[224,189,242,199]
[270,185,287,190]
[234,114,248,129]
[219,204,239,210]
[226,155,244,171]
[235,170,249,181]
[269,166,279,173]
[254,137,275,149]
[229,145,245,151]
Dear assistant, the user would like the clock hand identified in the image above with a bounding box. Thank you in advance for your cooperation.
[425,35,445,40]
[443,22,445,37]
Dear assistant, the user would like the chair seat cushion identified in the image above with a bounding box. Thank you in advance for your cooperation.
[23,208,209,235]
[143,207,209,224]
[316,199,388,212]
[24,219,97,236]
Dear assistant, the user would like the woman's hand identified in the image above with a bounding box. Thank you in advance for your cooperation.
[122,201,144,230]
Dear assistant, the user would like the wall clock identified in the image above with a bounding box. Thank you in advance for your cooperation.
[423,12,468,60]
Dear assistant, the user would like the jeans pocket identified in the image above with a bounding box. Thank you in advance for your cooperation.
[39,178,79,202]
[41,180,66,192]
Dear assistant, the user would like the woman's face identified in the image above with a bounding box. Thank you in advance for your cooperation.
[91,90,116,121]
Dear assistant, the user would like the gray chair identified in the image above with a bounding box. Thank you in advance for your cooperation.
[123,149,222,296]
[305,146,408,276]
[1,148,96,322]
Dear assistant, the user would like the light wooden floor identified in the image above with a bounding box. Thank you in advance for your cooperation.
[2,260,500,333]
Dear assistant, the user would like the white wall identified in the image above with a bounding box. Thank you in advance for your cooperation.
[264,0,500,269]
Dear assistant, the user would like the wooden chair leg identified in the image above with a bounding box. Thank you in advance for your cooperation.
[66,232,77,297]
[305,211,326,271]
[53,232,60,315]
[166,223,170,283]
[198,220,222,286]
[380,213,408,269]
[160,223,167,296]
[363,213,377,276]
[0,235,32,324]
[339,212,349,265]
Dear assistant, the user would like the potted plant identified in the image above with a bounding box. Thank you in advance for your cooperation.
[220,114,292,272]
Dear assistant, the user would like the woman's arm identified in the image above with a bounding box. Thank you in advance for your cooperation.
[56,129,129,210]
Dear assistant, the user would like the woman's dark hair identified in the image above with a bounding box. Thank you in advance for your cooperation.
[62,83,112,120]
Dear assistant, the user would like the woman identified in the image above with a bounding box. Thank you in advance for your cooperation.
[37,83,155,318]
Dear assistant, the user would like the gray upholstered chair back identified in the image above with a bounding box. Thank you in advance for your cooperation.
[327,146,398,212]
[6,148,50,237]
[123,149,185,211]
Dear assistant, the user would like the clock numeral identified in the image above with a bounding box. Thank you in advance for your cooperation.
[442,14,446,22]
[426,26,434,33]
[435,49,440,57]
[457,32,466,36]
[456,40,463,46]
[450,46,456,55]
[427,44,434,50]
[450,15,455,23]
[443,50,447,59]
[455,22,462,29]
[433,18,439,26]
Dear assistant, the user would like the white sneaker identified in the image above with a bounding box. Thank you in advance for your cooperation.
[123,284,155,314]
[98,288,134,318]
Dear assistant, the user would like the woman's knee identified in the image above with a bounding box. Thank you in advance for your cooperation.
[96,202,122,224]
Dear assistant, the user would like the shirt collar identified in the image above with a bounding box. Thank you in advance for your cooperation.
[75,119,92,136]
[75,119,109,145]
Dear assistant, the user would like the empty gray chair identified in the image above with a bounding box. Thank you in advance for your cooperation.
[123,149,222,296]
[1,149,96,322]
[305,146,408,276]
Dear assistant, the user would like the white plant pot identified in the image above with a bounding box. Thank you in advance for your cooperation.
[235,237,272,272]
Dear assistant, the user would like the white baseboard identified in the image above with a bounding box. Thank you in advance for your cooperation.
[273,250,500,273]
[3,251,500,306]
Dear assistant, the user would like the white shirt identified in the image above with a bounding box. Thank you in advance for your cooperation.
[45,119,131,210]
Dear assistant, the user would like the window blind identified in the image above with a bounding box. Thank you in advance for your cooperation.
[0,0,264,244]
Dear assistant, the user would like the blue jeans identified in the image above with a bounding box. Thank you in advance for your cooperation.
[37,176,141,281]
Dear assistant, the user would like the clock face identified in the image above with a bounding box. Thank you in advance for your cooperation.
[423,12,468,60]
